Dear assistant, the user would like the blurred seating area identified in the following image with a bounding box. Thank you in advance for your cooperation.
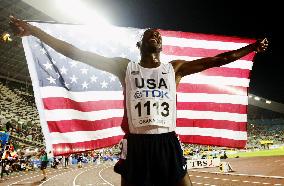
[0,80,43,145]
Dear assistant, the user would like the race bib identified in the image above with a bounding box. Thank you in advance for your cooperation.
[130,89,173,128]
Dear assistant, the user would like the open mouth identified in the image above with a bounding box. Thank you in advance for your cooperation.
[149,38,158,44]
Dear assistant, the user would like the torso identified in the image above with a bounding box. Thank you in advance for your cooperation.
[125,62,177,134]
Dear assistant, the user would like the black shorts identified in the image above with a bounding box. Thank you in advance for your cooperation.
[40,161,48,170]
[114,132,187,186]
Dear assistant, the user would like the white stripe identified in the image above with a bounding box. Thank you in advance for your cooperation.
[44,107,246,123]
[50,127,124,144]
[177,93,248,105]
[40,86,123,101]
[222,60,253,70]
[176,127,247,140]
[163,36,249,50]
[44,109,124,121]
[177,110,247,122]
[161,54,253,70]
[181,74,250,87]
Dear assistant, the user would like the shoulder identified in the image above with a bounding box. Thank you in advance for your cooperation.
[111,57,130,67]
[169,60,185,73]
[109,57,131,82]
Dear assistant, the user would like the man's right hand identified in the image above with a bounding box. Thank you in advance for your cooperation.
[9,15,31,37]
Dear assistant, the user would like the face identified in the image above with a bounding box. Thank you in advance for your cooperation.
[141,29,162,53]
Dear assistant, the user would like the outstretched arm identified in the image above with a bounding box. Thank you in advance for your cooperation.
[9,16,129,81]
[172,38,268,81]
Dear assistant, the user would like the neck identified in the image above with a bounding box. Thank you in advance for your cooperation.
[140,53,161,68]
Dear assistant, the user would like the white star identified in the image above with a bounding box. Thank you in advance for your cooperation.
[40,48,46,54]
[55,73,60,78]
[43,62,52,70]
[100,81,108,88]
[70,75,78,83]
[90,75,98,83]
[80,68,88,74]
[60,66,68,74]
[70,61,78,67]
[82,81,89,89]
[51,59,57,64]
[47,76,56,84]
[109,74,116,82]
[64,82,70,88]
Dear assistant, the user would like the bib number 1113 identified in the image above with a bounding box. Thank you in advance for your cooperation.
[134,101,169,117]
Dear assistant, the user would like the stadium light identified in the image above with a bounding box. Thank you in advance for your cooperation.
[55,0,110,26]
[254,96,260,101]
[55,0,122,44]
[265,100,271,104]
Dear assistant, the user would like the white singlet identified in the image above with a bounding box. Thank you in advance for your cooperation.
[125,62,176,134]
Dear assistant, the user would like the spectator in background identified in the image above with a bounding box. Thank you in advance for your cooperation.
[39,149,48,181]
[5,120,13,132]
[64,155,69,168]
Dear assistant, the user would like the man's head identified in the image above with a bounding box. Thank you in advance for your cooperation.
[137,28,162,54]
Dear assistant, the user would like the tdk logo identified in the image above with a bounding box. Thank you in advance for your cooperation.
[134,90,169,99]
[134,91,143,99]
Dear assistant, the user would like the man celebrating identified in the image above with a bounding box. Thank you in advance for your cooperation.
[9,16,268,186]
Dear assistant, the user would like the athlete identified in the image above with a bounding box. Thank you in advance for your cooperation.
[9,16,268,186]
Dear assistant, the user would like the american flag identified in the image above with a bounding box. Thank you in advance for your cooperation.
[22,23,255,156]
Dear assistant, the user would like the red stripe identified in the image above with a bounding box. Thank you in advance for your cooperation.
[178,83,247,95]
[163,45,255,61]
[179,135,246,148]
[43,98,123,111]
[159,29,256,43]
[199,67,250,78]
[177,102,247,114]
[52,135,123,156]
[177,118,247,131]
[47,118,123,133]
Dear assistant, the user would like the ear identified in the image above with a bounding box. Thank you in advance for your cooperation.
[136,41,141,48]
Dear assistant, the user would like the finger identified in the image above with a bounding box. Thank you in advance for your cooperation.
[261,38,268,44]
[9,15,17,23]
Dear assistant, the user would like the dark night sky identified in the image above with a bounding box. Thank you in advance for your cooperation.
[88,1,279,102]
